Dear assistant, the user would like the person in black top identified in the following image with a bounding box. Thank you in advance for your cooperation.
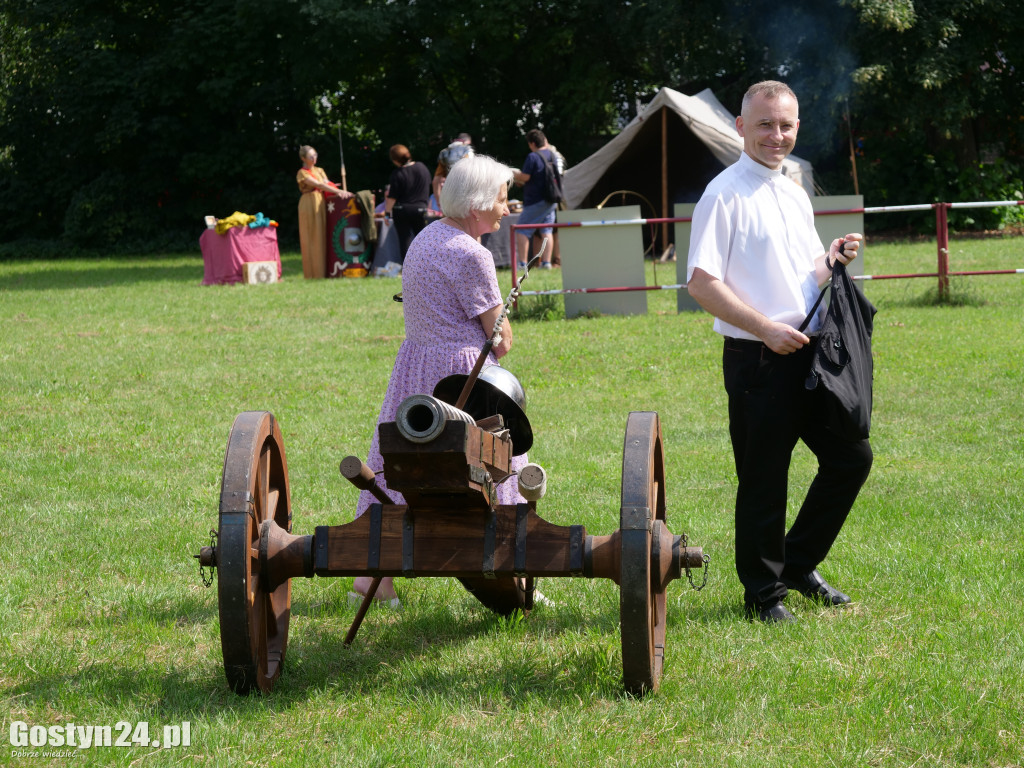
[385,144,433,263]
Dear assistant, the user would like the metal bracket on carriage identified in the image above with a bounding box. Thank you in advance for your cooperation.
[582,516,705,589]
[195,528,218,587]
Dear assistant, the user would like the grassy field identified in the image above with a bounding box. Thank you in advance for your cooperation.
[1,236,1022,767]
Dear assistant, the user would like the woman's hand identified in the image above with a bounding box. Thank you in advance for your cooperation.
[478,304,512,358]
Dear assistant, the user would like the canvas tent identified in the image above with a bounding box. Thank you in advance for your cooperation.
[562,87,816,214]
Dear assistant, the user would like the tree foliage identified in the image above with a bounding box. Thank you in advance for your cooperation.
[844,0,1024,225]
[1,0,1022,252]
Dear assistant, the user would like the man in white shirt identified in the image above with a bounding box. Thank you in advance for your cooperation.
[687,81,873,623]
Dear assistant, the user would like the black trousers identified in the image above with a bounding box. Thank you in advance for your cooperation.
[392,205,429,264]
[722,337,873,611]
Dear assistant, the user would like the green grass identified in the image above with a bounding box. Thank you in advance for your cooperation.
[1,237,1023,767]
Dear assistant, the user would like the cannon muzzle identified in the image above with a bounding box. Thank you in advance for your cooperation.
[395,394,475,444]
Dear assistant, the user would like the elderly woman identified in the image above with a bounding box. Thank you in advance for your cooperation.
[296,145,352,279]
[352,155,528,606]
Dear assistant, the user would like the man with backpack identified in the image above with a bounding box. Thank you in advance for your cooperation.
[512,128,563,269]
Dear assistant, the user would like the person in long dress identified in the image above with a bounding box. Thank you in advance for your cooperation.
[352,154,527,605]
[296,145,352,279]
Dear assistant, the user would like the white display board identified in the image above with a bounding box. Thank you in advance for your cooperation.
[811,195,865,278]
[674,203,699,313]
[558,205,647,318]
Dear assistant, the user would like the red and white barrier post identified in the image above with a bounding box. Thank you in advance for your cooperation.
[508,201,1024,304]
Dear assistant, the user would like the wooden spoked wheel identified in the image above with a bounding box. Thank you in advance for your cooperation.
[217,411,293,694]
[619,411,668,696]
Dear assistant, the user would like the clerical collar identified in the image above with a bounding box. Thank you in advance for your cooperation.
[739,151,784,179]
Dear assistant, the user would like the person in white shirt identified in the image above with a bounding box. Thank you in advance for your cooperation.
[686,81,873,623]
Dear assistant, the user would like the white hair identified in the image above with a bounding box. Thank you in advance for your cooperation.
[439,155,513,218]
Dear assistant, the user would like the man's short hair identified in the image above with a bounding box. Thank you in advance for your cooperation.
[741,81,798,113]
[525,128,546,147]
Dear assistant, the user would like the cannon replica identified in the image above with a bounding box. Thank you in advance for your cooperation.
[195,259,708,697]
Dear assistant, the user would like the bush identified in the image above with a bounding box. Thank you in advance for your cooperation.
[62,172,139,248]
[0,237,89,261]
[856,135,1024,233]
[940,158,1024,231]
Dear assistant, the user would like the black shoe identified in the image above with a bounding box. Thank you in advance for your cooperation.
[782,569,851,606]
[750,603,797,624]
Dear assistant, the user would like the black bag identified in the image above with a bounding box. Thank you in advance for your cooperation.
[799,259,877,440]
[535,150,564,204]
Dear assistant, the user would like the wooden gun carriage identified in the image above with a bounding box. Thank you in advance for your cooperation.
[196,367,707,696]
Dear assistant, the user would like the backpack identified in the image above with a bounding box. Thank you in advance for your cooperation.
[438,142,474,173]
[534,150,564,204]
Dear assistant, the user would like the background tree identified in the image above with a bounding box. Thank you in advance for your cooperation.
[0,0,323,248]
[843,0,1024,228]
[1,0,1021,254]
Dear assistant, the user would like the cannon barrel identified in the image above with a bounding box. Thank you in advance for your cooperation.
[395,394,475,444]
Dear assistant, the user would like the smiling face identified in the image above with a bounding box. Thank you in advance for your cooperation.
[736,92,799,170]
[474,183,510,236]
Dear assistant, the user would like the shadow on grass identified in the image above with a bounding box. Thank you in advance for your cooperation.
[2,258,204,292]
[869,276,989,309]
[269,581,739,703]
[1,253,304,292]
[7,578,736,711]
[286,601,627,704]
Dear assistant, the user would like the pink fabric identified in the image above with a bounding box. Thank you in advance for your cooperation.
[200,227,282,285]
[357,220,528,516]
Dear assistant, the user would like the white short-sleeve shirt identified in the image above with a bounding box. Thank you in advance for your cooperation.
[686,152,825,340]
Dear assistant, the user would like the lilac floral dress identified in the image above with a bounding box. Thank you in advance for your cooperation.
[356,220,528,516]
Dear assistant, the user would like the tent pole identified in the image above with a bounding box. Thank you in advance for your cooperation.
[661,107,669,254]
[844,101,860,195]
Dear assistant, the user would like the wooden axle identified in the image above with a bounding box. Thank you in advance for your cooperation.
[253,504,703,591]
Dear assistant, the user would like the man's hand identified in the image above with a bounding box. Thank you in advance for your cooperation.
[830,232,863,265]
[689,268,808,355]
[762,322,810,355]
